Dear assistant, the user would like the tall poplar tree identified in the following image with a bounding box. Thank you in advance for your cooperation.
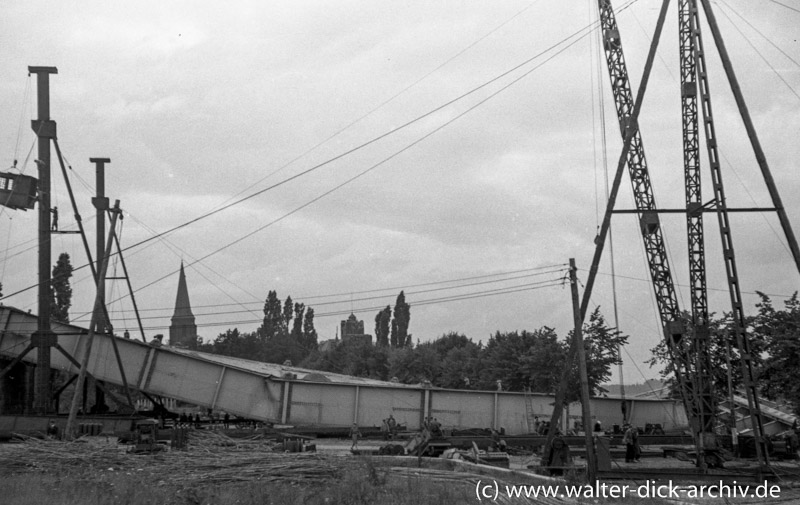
[50,253,73,323]
[374,306,391,347]
[391,291,411,348]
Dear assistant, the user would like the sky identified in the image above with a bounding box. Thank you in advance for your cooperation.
[0,0,798,385]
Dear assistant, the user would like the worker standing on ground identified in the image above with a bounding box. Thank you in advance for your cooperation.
[623,423,637,463]
[387,414,397,439]
[350,423,360,450]
[46,420,59,439]
[430,418,442,438]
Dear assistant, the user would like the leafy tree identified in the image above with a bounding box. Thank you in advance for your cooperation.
[388,346,439,384]
[301,307,318,354]
[283,296,294,329]
[50,252,73,323]
[646,309,767,402]
[427,332,482,388]
[201,328,261,359]
[562,307,628,403]
[200,290,319,366]
[391,291,411,348]
[477,328,564,392]
[439,345,482,389]
[260,290,283,341]
[374,306,391,347]
[752,292,800,414]
[292,302,305,338]
[302,339,389,380]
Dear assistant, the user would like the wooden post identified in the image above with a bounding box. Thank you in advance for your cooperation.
[571,259,597,482]
[64,201,120,439]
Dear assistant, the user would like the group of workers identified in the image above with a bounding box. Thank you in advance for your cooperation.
[351,414,400,450]
[380,415,399,440]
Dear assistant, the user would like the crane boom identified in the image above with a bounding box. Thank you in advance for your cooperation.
[596,0,714,466]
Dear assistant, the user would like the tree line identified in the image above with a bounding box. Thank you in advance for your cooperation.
[303,307,625,402]
[198,290,319,365]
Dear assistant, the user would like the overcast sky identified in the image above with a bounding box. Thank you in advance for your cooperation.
[1,0,798,385]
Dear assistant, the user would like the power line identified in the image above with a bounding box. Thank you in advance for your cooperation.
[84,263,568,315]
[77,276,562,324]
[207,0,543,216]
[115,278,566,331]
[72,267,568,324]
[718,0,800,101]
[115,21,600,257]
[768,0,800,15]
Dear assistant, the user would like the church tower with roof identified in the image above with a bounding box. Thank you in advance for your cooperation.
[169,262,198,348]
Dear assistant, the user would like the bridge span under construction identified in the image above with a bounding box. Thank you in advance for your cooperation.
[0,305,687,435]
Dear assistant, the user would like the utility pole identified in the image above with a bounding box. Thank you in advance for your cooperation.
[29,66,58,415]
[570,259,596,482]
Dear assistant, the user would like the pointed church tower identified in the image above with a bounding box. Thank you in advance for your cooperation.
[169,262,198,348]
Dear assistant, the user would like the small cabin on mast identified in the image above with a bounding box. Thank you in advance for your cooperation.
[0,173,38,210]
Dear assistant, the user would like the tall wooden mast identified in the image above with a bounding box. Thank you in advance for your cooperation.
[29,66,58,415]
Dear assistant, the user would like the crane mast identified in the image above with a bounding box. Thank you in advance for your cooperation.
[688,0,770,466]
[597,0,719,467]
[593,0,773,469]
[678,0,718,464]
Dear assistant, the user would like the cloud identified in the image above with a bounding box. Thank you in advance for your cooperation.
[1,0,798,386]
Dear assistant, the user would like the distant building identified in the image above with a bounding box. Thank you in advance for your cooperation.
[340,313,372,345]
[169,262,198,349]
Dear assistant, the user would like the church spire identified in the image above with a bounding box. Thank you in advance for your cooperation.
[169,262,198,348]
[172,262,194,319]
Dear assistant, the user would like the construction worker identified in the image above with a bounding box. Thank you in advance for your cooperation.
[46,420,59,439]
[430,418,442,438]
[50,206,58,231]
[623,423,637,463]
[349,423,360,450]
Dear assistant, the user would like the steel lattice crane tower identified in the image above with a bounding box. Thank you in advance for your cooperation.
[595,0,718,467]
[585,0,800,471]
[677,0,719,465]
